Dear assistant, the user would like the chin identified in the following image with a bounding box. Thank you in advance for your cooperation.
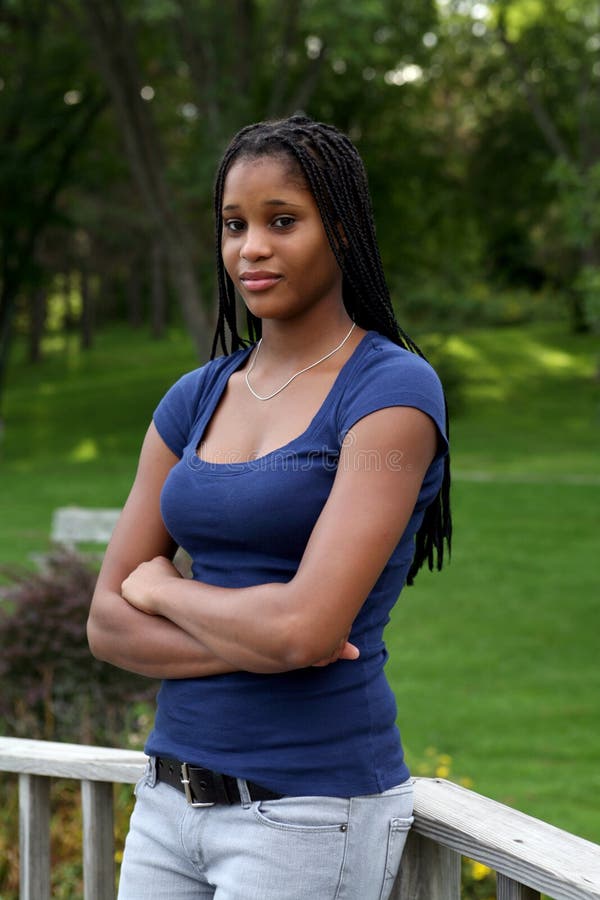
[243,299,302,322]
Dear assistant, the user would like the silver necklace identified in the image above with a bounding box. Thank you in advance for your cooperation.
[245,321,356,401]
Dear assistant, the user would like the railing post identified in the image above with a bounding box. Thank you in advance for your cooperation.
[392,830,461,900]
[81,780,115,900]
[496,874,540,900]
[19,773,51,900]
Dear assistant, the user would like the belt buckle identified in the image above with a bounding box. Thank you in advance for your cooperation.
[180,762,215,807]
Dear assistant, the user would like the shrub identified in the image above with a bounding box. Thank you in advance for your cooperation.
[0,548,157,898]
[414,333,467,417]
[0,547,156,745]
[394,279,564,332]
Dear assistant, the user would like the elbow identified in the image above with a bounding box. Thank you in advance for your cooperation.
[279,642,314,672]
[276,617,331,671]
[86,610,114,663]
[86,615,105,661]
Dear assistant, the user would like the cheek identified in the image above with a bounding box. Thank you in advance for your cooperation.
[304,237,340,281]
[221,240,235,276]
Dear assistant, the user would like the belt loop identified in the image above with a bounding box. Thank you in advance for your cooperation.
[237,778,252,808]
[146,756,157,787]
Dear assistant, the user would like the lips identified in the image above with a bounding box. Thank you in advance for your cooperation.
[239,271,282,292]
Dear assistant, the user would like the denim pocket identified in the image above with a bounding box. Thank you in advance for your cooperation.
[253,795,350,833]
[378,816,414,900]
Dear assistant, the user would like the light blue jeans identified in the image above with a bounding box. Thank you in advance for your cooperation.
[117,759,414,900]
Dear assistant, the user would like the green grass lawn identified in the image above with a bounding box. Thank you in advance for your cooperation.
[1,321,599,844]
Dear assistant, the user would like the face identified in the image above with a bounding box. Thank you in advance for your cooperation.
[220,155,343,323]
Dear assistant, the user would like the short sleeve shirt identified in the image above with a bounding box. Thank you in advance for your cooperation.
[146,330,448,797]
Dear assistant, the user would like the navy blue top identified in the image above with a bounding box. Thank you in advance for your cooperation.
[146,330,448,797]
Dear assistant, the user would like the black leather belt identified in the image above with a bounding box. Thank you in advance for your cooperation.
[155,757,283,807]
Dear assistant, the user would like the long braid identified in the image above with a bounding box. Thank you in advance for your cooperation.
[211,116,452,583]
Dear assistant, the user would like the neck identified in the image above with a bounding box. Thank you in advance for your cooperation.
[258,306,355,366]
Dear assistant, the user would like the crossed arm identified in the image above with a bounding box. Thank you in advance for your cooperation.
[87,405,437,678]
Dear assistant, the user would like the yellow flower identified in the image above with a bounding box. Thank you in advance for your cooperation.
[470,860,493,881]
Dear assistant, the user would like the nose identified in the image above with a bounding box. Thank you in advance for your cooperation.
[240,225,272,262]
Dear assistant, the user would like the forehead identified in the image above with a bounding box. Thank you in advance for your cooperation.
[222,156,310,205]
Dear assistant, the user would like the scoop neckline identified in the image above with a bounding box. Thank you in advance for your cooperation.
[186,330,376,474]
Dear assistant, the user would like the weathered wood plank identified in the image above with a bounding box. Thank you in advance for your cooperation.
[497,873,540,900]
[82,780,116,900]
[412,778,600,900]
[5,742,600,900]
[392,830,460,900]
[0,737,145,784]
[19,773,50,900]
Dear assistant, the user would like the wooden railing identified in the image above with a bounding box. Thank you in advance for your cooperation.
[1,737,599,900]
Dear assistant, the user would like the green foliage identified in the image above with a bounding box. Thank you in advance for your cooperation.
[574,266,600,332]
[396,280,563,332]
[411,331,467,416]
[0,548,156,744]
[5,0,600,361]
[0,777,18,898]
[548,159,600,250]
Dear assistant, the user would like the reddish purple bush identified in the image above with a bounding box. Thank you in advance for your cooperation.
[0,548,155,745]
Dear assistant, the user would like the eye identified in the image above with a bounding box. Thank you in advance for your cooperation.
[272,215,296,229]
[223,219,245,234]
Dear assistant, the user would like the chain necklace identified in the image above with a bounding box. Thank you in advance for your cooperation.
[245,322,356,401]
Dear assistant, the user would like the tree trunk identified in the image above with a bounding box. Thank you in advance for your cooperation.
[570,242,598,334]
[151,241,167,339]
[28,287,47,363]
[80,0,213,359]
[0,276,18,427]
[63,272,77,330]
[0,88,106,421]
[80,266,94,349]
[174,0,221,139]
[128,262,144,329]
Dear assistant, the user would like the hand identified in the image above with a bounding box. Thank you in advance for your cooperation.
[312,636,360,667]
[121,556,182,616]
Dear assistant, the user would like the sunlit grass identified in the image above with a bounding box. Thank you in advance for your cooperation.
[1,320,599,844]
[393,476,600,842]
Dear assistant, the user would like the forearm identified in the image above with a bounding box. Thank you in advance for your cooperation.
[150,577,346,673]
[87,588,238,679]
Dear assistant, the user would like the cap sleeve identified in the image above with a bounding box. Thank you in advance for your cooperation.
[337,345,449,461]
[153,366,208,458]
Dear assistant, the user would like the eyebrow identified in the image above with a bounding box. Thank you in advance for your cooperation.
[222,199,303,211]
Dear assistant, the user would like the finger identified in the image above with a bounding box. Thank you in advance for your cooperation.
[338,642,360,660]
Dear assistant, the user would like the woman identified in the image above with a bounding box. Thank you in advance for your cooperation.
[88,115,451,900]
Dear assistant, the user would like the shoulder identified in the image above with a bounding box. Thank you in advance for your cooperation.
[343,330,446,409]
[336,331,448,453]
[161,348,249,405]
[153,348,249,456]
[358,331,443,392]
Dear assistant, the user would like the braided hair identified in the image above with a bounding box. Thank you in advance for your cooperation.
[211,115,451,584]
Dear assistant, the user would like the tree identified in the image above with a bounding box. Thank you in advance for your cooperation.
[72,0,438,350]
[74,0,214,356]
[0,0,107,421]
[492,0,600,330]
